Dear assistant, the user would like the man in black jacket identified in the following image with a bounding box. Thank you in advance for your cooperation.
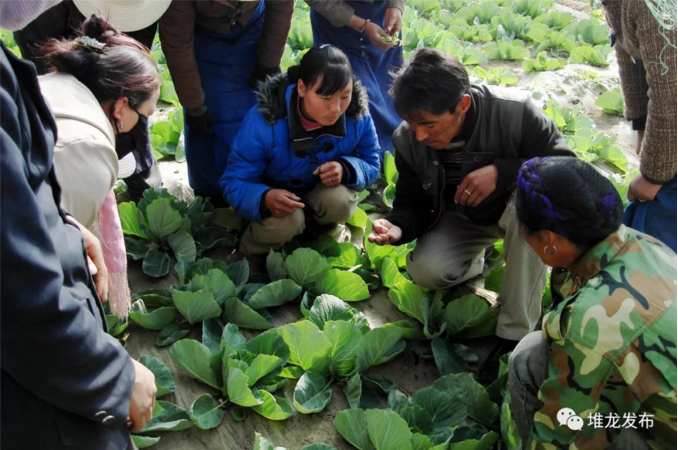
[369,48,574,354]
[0,2,156,448]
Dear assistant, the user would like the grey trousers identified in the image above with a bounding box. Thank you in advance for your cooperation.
[240,184,358,255]
[406,201,547,340]
[509,332,651,450]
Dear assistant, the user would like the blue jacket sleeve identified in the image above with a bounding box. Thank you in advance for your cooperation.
[0,84,134,426]
[338,114,381,191]
[220,112,271,223]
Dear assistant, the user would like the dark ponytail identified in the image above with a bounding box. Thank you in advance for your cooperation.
[515,157,623,248]
[42,14,160,108]
[288,45,353,96]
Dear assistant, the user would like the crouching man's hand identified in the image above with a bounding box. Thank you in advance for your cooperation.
[368,219,402,245]
[455,165,498,207]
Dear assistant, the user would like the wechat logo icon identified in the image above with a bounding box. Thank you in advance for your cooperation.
[557,408,584,431]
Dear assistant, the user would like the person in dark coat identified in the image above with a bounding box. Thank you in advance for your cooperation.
[0,2,156,448]
[160,0,294,205]
[221,46,381,255]
[13,0,168,196]
[368,48,575,363]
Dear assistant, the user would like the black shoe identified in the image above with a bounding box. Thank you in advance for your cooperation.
[195,192,230,209]
[478,337,519,381]
[300,208,337,241]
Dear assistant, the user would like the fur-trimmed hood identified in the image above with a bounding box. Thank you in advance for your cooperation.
[221,72,382,224]
[256,72,370,125]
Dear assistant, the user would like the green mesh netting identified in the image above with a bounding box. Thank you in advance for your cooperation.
[643,0,677,74]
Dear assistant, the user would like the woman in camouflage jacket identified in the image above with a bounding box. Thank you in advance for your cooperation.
[508,157,676,450]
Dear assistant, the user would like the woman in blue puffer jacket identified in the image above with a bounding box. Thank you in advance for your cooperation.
[220,46,381,255]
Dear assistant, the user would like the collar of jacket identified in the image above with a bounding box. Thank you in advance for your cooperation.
[257,74,369,158]
[562,225,629,296]
[38,72,115,147]
[256,71,369,126]
[287,85,346,156]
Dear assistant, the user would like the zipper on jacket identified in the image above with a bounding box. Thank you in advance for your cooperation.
[422,155,446,236]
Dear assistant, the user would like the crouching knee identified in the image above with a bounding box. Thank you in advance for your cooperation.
[508,331,548,387]
[254,209,305,244]
[405,252,467,290]
[311,185,358,225]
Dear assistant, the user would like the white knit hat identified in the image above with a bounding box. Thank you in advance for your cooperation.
[72,0,172,33]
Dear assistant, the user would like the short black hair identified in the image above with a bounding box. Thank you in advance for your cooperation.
[289,45,353,96]
[390,48,470,122]
[515,157,623,248]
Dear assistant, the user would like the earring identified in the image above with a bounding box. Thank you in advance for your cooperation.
[544,245,557,256]
[120,122,125,130]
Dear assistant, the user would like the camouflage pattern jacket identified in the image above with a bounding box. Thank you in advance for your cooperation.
[531,226,677,449]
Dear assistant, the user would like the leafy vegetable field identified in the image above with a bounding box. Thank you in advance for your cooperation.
[120,0,638,446]
[0,0,639,449]
[142,0,636,180]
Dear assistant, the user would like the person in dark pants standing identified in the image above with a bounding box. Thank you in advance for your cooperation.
[13,0,170,197]
[160,0,294,207]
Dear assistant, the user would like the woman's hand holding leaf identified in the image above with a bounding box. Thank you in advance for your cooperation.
[384,7,403,37]
[366,22,394,51]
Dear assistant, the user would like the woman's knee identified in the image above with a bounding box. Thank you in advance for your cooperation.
[310,185,358,224]
[405,247,475,290]
[252,209,305,244]
[406,252,464,290]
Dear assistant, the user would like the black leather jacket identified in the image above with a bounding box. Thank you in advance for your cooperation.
[387,84,574,243]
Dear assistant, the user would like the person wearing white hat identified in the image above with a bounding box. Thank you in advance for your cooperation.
[72,0,171,34]
[14,0,166,74]
[13,0,169,196]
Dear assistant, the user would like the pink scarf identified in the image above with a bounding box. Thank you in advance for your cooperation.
[92,190,131,319]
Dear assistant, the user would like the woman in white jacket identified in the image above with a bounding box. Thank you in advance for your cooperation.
[39,14,160,317]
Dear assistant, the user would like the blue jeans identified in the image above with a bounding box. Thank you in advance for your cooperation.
[623,177,677,252]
